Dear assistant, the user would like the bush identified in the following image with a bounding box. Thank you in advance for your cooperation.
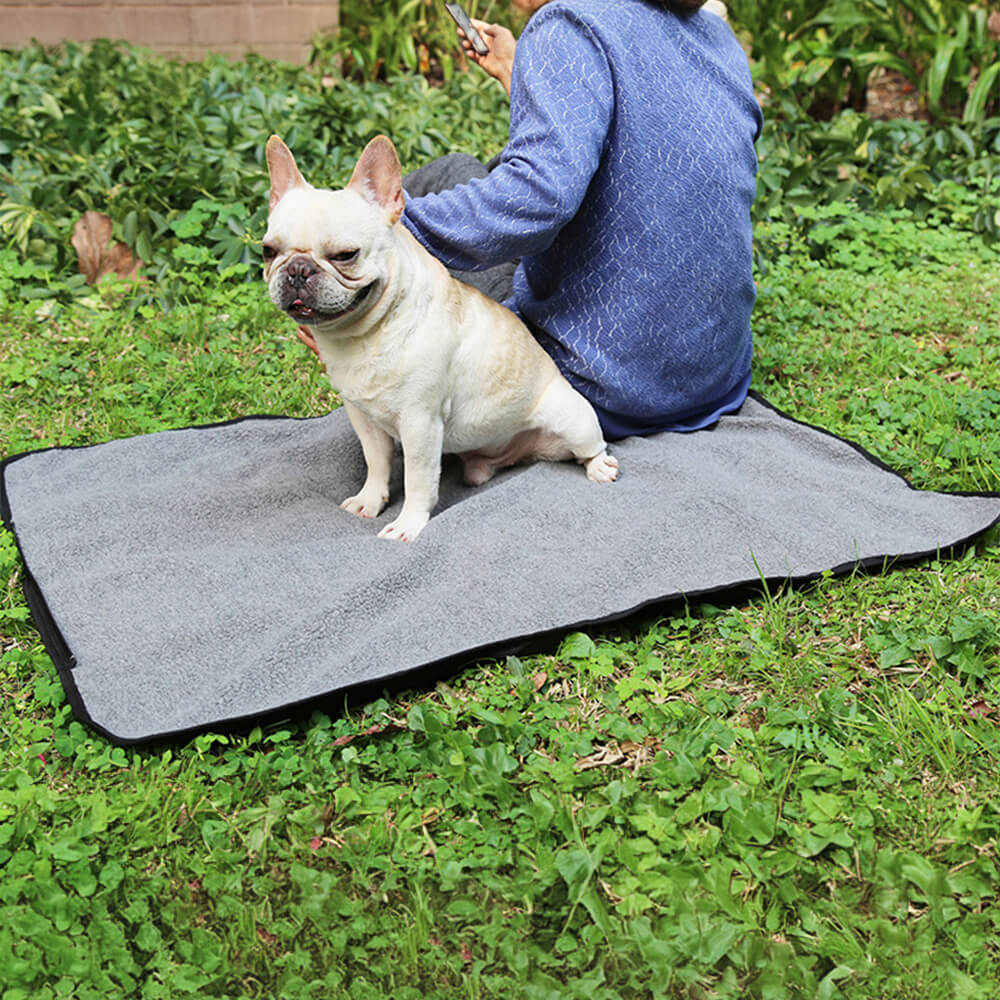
[318,0,525,81]
[755,112,1000,246]
[0,41,509,303]
[727,0,1000,124]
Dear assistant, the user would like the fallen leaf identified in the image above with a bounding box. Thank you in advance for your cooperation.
[72,211,111,282]
[967,701,996,720]
[331,721,405,747]
[576,742,626,771]
[576,737,661,772]
[71,211,142,284]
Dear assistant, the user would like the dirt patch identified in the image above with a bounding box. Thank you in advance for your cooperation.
[865,68,929,122]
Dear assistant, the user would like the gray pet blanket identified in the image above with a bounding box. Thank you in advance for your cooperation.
[2,393,999,745]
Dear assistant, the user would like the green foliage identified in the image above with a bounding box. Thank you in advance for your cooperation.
[725,0,847,115]
[754,111,1000,245]
[317,0,523,81]
[1,36,997,308]
[0,41,509,298]
[727,0,1000,124]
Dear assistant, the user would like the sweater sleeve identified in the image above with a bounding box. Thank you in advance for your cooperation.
[400,6,614,271]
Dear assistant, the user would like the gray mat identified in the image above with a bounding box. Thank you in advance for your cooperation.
[2,393,998,745]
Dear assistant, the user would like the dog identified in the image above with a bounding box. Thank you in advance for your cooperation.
[263,135,618,541]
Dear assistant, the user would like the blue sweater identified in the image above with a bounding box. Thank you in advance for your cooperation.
[402,0,763,438]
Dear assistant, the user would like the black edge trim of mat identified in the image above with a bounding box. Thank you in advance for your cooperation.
[746,391,1000,502]
[0,415,320,745]
[3,397,1000,748]
[1,455,94,735]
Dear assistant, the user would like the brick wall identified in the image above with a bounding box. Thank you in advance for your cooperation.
[0,0,340,63]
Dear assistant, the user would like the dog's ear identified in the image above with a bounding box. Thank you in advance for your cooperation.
[266,135,311,214]
[347,136,405,225]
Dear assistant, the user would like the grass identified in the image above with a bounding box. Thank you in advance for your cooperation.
[2,74,1000,1000]
[752,215,1000,495]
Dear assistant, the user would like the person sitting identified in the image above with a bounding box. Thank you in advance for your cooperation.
[305,0,762,441]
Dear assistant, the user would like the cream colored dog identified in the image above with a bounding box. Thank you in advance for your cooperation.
[263,135,618,541]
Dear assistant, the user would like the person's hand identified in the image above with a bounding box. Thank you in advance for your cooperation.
[297,325,322,360]
[460,20,516,96]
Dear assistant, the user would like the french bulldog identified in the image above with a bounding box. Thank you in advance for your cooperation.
[263,134,618,542]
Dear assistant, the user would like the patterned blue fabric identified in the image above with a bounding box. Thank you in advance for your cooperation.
[402,0,763,437]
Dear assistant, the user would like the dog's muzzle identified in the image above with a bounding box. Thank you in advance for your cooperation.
[285,254,318,290]
[275,255,377,324]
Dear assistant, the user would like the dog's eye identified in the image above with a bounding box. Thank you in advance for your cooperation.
[328,249,359,264]
[261,244,277,261]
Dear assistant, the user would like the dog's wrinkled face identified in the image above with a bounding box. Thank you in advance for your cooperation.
[262,136,406,329]
[263,188,385,326]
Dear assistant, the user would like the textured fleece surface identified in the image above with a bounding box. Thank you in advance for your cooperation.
[401,0,763,434]
[2,395,998,745]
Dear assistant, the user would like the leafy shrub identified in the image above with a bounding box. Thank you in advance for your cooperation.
[755,111,1000,246]
[0,41,509,302]
[318,0,524,81]
[728,0,1000,124]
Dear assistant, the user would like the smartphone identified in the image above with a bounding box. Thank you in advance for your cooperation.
[444,1,490,57]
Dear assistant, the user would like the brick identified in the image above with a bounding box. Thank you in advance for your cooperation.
[1,8,124,45]
[0,0,115,6]
[118,6,194,43]
[0,0,337,60]
[249,3,334,41]
[192,4,251,45]
[251,40,312,61]
[289,3,338,33]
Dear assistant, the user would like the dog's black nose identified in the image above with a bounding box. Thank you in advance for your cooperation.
[286,255,317,290]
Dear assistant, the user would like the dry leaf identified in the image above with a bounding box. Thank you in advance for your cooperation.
[967,701,997,720]
[330,720,405,747]
[71,210,142,284]
[576,737,661,772]
[576,742,626,771]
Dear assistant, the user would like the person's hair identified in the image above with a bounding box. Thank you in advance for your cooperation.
[655,0,705,14]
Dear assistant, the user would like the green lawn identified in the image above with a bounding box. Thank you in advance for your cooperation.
[2,52,1000,1000]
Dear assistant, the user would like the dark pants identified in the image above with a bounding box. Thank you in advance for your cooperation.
[402,153,518,304]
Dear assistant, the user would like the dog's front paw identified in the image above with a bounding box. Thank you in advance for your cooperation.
[585,451,619,484]
[377,510,430,542]
[340,490,388,519]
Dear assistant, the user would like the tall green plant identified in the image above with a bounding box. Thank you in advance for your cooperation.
[725,0,857,118]
[315,0,518,81]
[728,0,1000,124]
[809,0,1000,122]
